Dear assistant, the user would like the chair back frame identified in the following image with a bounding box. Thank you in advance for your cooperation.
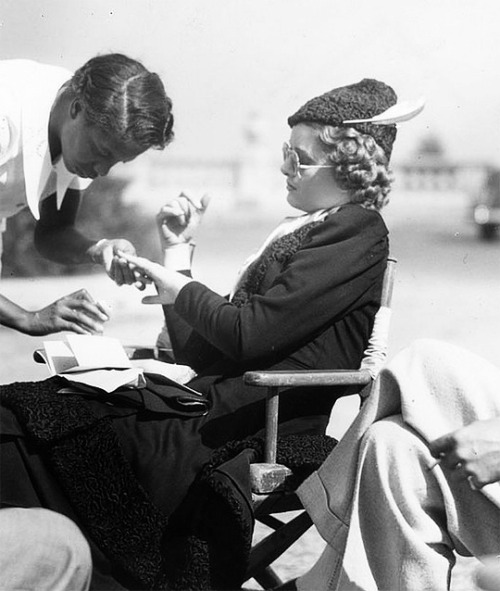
[247,256,397,466]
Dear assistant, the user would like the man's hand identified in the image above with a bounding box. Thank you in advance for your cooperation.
[89,238,146,287]
[116,252,192,305]
[157,193,211,249]
[26,289,110,336]
[429,418,500,489]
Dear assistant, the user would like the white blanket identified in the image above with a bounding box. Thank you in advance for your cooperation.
[298,338,500,549]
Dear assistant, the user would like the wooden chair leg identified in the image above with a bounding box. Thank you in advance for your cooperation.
[252,565,284,590]
[247,511,313,583]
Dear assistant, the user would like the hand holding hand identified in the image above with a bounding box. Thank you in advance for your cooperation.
[429,417,500,489]
[91,238,146,288]
[28,289,110,336]
[157,193,211,249]
[117,251,193,305]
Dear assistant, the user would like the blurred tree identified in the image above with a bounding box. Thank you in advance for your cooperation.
[1,176,160,278]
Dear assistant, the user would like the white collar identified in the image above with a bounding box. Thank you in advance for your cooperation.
[20,77,76,220]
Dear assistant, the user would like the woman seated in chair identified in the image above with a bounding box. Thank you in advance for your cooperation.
[0,78,418,590]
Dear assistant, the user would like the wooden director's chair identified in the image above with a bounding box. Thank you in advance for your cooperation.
[243,257,397,589]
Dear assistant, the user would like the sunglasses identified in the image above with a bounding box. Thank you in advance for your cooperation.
[282,142,334,179]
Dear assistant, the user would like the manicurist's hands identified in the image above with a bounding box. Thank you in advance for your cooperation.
[157,193,211,249]
[429,417,500,489]
[116,252,193,305]
[25,289,110,336]
[89,238,145,288]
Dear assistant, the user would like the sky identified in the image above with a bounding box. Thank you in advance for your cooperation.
[1,0,500,166]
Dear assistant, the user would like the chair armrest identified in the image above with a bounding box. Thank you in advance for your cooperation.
[244,368,372,388]
[245,368,373,491]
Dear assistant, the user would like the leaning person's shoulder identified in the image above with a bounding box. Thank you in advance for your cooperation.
[0,59,72,94]
[28,60,73,85]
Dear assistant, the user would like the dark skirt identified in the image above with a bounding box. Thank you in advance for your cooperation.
[0,374,344,589]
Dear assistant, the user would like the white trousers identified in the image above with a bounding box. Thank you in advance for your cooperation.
[0,508,92,591]
[299,417,500,591]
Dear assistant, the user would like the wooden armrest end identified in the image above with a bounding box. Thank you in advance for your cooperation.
[244,369,372,388]
[250,463,294,494]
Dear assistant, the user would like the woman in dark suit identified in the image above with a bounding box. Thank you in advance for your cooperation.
[0,78,420,590]
[120,78,397,449]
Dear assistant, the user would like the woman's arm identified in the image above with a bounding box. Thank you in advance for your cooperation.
[156,193,212,360]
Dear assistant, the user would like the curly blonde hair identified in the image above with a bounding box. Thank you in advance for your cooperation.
[313,125,393,211]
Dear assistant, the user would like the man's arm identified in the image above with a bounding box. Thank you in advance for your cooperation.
[0,289,109,335]
[35,190,138,285]
[34,190,95,264]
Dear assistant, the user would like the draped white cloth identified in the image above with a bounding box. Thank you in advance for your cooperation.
[298,339,500,590]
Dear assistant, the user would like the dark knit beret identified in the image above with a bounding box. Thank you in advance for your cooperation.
[287,78,398,160]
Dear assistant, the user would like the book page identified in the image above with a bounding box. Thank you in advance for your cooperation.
[43,340,78,375]
[66,335,132,371]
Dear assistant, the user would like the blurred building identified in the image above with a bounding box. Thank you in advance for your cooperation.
[394,134,489,196]
[115,110,290,222]
[114,129,493,223]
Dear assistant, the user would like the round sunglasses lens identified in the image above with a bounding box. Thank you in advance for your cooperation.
[289,150,299,176]
[282,144,299,176]
[282,143,289,162]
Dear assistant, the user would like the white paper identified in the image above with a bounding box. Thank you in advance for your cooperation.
[41,336,140,393]
[43,340,78,374]
[66,335,131,370]
[130,358,196,385]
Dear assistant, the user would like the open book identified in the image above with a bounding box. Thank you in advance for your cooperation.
[40,335,197,394]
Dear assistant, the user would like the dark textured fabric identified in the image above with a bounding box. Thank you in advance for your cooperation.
[1,380,169,590]
[0,379,335,591]
[231,220,323,308]
[165,435,337,590]
[287,78,398,160]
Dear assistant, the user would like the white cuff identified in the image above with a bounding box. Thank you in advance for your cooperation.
[162,243,193,270]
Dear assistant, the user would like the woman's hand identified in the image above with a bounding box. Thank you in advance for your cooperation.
[116,252,193,305]
[429,418,500,489]
[26,289,110,336]
[157,193,211,249]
